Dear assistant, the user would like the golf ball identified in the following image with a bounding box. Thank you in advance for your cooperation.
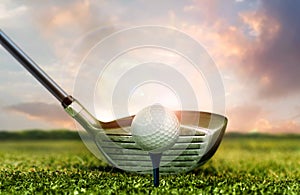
[131,104,180,153]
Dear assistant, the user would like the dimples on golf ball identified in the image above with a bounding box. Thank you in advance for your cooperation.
[131,104,180,153]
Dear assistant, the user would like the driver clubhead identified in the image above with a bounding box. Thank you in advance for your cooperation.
[66,101,227,174]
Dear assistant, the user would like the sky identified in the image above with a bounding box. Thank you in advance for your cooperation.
[0,0,300,134]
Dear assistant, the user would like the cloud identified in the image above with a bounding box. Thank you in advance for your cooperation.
[237,1,300,99]
[175,0,300,133]
[30,0,120,58]
[0,2,27,20]
[36,0,110,35]
[290,106,300,120]
[227,104,263,132]
[180,0,300,100]
[254,118,300,134]
[227,103,300,134]
[4,102,74,129]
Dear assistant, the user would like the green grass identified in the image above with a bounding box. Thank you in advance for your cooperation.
[0,134,299,194]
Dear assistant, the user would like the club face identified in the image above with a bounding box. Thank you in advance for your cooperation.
[66,101,227,174]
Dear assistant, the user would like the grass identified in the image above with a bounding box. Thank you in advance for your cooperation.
[0,133,299,194]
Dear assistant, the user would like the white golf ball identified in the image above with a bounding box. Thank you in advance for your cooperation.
[131,104,180,153]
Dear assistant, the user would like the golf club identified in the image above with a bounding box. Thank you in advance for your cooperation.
[1,29,228,187]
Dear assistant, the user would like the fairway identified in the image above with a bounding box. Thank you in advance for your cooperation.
[0,135,299,194]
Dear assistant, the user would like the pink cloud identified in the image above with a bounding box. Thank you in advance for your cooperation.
[254,118,300,134]
[5,102,75,129]
[227,104,300,134]
[227,104,263,132]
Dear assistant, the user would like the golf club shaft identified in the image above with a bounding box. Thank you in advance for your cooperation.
[0,30,73,107]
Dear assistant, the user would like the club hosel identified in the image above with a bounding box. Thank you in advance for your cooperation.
[64,100,100,137]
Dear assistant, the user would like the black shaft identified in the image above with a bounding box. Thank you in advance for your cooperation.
[0,30,73,107]
[149,153,162,187]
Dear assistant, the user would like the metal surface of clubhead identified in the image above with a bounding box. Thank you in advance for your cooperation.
[66,100,227,174]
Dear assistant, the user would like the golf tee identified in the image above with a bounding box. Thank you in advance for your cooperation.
[149,153,162,187]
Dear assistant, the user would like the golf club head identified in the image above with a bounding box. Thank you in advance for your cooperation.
[66,100,227,174]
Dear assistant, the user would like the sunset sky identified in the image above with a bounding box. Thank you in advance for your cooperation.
[1,0,300,134]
